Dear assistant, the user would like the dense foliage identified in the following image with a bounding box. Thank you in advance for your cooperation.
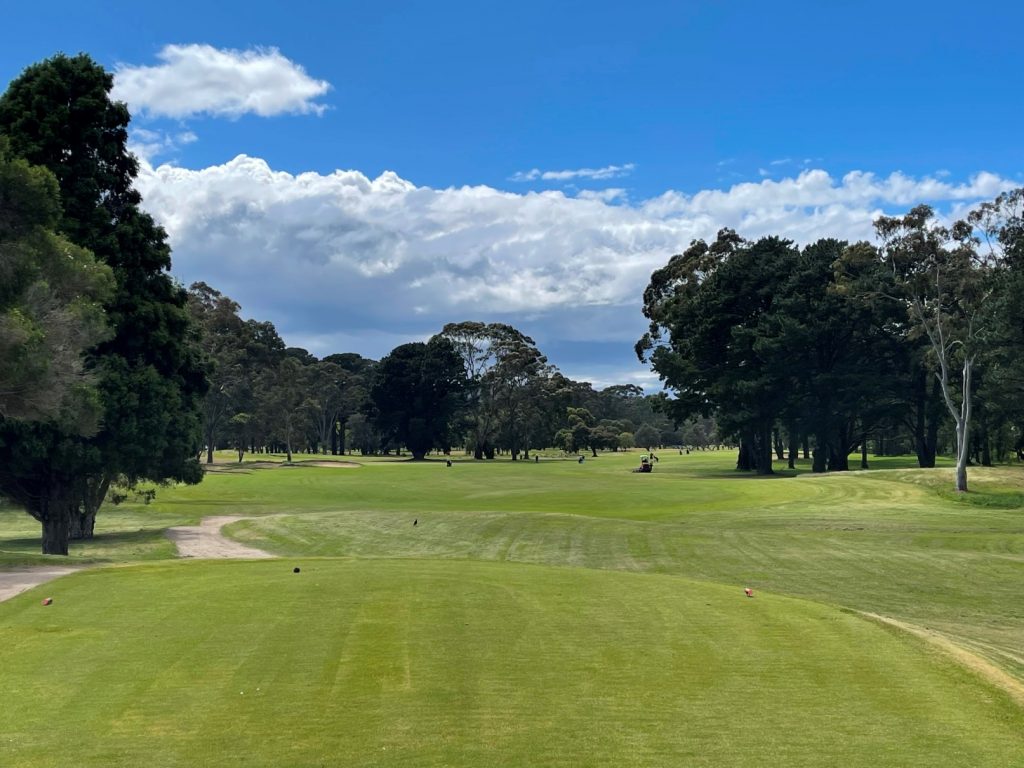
[637,197,1024,487]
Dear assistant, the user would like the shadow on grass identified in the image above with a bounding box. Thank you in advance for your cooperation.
[1,527,173,565]
[939,489,1024,509]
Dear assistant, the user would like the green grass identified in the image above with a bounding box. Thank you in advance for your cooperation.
[1,559,1021,767]
[1,449,1023,765]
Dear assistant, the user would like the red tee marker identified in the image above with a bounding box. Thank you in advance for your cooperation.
[41,597,53,606]
[744,588,753,598]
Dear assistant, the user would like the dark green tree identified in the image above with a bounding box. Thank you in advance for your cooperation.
[0,138,113,426]
[370,337,466,460]
[0,54,206,552]
[633,423,661,451]
[638,232,792,474]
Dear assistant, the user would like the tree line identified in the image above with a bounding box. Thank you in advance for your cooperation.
[187,302,702,464]
[637,192,1024,491]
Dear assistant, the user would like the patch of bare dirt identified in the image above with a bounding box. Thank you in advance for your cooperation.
[0,566,81,603]
[165,515,275,559]
[862,612,1024,708]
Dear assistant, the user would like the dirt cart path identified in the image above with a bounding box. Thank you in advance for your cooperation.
[166,515,275,559]
[0,566,81,603]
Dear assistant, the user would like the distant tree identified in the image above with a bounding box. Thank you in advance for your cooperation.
[260,356,311,463]
[440,321,545,459]
[346,413,379,455]
[371,337,466,460]
[322,353,375,454]
[307,361,348,454]
[187,282,249,463]
[633,423,661,450]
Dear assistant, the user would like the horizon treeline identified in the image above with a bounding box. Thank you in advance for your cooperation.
[187,285,709,463]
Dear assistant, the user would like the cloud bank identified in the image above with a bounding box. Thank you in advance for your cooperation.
[113,44,331,118]
[135,158,1016,381]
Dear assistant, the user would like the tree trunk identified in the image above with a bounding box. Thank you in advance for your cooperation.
[980,418,992,467]
[754,424,774,475]
[41,513,70,556]
[206,444,214,464]
[829,447,849,472]
[736,436,753,471]
[773,428,785,460]
[787,427,797,470]
[37,482,75,556]
[812,430,828,473]
[70,475,111,541]
[860,435,868,470]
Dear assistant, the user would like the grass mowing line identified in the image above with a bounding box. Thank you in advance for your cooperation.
[861,612,1024,708]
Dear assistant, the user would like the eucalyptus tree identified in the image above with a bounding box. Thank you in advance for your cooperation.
[187,282,250,463]
[440,321,546,459]
[259,356,312,463]
[307,361,349,454]
[323,352,375,454]
[874,206,995,492]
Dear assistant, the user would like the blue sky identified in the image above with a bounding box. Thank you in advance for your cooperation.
[3,1,1022,388]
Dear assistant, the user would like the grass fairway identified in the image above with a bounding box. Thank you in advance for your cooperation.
[1,559,1022,767]
[1,449,1023,765]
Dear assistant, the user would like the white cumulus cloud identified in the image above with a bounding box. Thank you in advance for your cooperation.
[133,157,1017,376]
[112,44,331,119]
